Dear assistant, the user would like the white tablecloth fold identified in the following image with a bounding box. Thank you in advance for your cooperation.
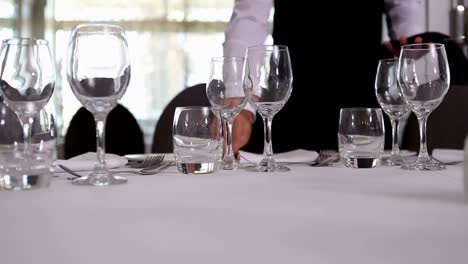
[55,152,128,172]
[239,149,319,164]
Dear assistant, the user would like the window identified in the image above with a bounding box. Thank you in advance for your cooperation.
[48,0,241,149]
[0,0,16,41]
[0,0,272,151]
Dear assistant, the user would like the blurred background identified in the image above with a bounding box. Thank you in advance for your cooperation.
[0,0,455,151]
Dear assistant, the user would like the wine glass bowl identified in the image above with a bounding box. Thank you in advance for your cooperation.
[206,56,248,170]
[397,43,450,170]
[244,45,293,172]
[375,58,410,166]
[0,38,55,152]
[67,23,131,186]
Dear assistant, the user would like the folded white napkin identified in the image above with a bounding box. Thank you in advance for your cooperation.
[432,149,464,163]
[239,149,319,164]
[55,152,128,172]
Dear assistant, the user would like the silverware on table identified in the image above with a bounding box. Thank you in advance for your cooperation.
[309,150,340,166]
[59,154,173,180]
[239,150,340,167]
[128,154,165,168]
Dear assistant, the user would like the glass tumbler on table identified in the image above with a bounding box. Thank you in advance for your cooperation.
[397,43,450,171]
[173,106,223,174]
[0,106,57,190]
[67,23,131,186]
[375,58,410,166]
[338,108,385,168]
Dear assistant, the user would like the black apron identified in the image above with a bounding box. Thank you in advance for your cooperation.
[243,1,385,153]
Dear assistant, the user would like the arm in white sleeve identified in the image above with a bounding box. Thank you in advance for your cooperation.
[384,0,425,39]
[223,0,273,58]
[224,0,273,117]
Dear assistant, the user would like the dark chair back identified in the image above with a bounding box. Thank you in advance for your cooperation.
[151,83,210,153]
[402,85,468,153]
[64,104,145,158]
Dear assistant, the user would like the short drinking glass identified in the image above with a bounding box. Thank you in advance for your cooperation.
[173,106,223,174]
[338,108,385,168]
[0,106,57,190]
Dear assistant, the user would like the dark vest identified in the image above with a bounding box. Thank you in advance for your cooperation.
[243,1,386,153]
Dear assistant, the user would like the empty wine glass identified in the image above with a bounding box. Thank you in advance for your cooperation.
[0,38,55,155]
[67,23,131,186]
[206,56,249,170]
[244,45,293,172]
[397,43,450,170]
[375,58,410,166]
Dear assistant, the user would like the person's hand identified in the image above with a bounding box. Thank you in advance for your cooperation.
[232,109,254,154]
[383,36,423,57]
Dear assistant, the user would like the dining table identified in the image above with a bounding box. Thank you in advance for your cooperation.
[1,151,468,264]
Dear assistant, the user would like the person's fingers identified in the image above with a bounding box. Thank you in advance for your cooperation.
[399,36,408,46]
[383,41,398,57]
[414,36,423,43]
[231,110,254,154]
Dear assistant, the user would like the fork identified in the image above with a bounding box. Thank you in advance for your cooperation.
[61,155,168,180]
[309,150,340,166]
[128,154,165,168]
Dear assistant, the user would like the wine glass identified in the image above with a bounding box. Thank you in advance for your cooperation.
[67,23,131,186]
[206,56,249,170]
[397,43,450,170]
[375,58,410,166]
[244,45,293,172]
[0,38,55,155]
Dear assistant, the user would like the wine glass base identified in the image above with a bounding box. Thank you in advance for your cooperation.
[400,157,446,171]
[72,173,127,186]
[381,156,404,166]
[222,156,239,170]
[244,162,290,172]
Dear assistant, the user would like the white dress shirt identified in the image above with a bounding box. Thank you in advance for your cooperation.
[223,0,425,58]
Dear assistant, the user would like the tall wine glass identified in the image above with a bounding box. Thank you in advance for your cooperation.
[244,45,293,172]
[397,43,450,170]
[206,56,249,170]
[0,38,55,155]
[375,58,410,166]
[67,23,131,186]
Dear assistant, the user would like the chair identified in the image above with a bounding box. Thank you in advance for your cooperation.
[64,104,145,159]
[401,85,468,153]
[151,83,210,153]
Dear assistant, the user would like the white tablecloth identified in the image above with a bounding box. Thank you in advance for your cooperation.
[1,162,468,264]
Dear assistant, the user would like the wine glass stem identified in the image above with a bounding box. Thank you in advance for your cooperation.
[94,114,107,169]
[262,116,274,159]
[417,116,430,160]
[390,118,400,156]
[18,115,33,154]
[225,117,234,158]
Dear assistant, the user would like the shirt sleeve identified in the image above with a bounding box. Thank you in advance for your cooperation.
[384,0,425,39]
[224,0,273,118]
[223,0,273,58]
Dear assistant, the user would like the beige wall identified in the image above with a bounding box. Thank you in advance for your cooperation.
[426,0,451,36]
